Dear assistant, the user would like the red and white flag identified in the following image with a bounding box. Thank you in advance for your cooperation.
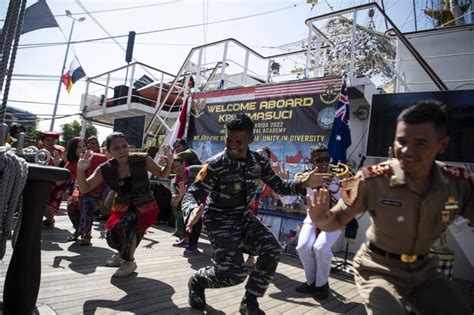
[61,57,86,93]
[165,98,189,146]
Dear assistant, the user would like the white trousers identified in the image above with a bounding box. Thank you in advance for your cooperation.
[296,222,341,287]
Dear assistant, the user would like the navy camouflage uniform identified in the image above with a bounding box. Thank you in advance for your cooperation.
[182,150,305,297]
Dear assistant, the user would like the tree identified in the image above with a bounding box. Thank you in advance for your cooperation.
[60,120,97,147]
[24,125,39,140]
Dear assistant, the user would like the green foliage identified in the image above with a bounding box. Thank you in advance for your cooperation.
[24,125,39,140]
[59,120,97,147]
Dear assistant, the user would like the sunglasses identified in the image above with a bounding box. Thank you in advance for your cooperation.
[313,156,330,163]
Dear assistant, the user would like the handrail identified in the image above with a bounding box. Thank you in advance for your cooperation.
[88,61,176,81]
[144,37,328,134]
[304,2,448,91]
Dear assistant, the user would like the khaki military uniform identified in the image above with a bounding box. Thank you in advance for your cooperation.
[339,159,473,315]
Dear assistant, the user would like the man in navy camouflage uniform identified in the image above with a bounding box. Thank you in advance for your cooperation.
[182,113,330,314]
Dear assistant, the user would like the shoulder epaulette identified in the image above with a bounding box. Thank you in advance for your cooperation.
[294,168,311,181]
[359,163,393,180]
[329,163,351,179]
[441,164,473,185]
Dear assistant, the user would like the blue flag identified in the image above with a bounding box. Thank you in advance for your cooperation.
[328,76,351,163]
[21,0,59,35]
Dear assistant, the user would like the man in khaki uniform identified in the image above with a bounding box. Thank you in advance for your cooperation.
[308,100,473,315]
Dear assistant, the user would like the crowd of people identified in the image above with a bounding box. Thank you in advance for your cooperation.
[6,99,473,314]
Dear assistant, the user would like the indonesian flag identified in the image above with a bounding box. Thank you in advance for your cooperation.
[61,57,86,93]
[165,98,189,146]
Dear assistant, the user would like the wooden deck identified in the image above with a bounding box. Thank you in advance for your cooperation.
[1,206,472,314]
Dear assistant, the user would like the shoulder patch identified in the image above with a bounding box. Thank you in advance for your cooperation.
[442,164,473,184]
[340,175,361,206]
[196,164,209,181]
[360,163,393,180]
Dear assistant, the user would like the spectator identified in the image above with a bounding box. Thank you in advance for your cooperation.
[64,137,107,245]
[86,136,101,153]
[173,138,201,166]
[170,157,203,253]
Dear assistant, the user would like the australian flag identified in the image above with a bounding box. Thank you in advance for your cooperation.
[328,76,351,163]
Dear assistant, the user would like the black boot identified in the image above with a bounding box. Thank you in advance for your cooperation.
[239,292,265,315]
[295,282,316,293]
[188,274,206,309]
[313,282,329,300]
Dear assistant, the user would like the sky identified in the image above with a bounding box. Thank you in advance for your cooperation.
[1,0,449,143]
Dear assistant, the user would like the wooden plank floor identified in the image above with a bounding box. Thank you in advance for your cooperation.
[0,205,472,314]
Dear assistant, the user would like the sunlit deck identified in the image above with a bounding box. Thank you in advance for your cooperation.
[0,205,472,314]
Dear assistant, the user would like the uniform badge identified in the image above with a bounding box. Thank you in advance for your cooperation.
[389,175,398,186]
[380,198,403,207]
[196,164,208,181]
[442,196,458,223]
[444,196,459,210]
[234,183,242,191]
[441,210,451,223]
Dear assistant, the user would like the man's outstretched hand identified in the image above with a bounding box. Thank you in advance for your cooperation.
[302,168,332,188]
[307,188,331,225]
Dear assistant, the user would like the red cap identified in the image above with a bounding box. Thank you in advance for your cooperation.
[39,131,61,140]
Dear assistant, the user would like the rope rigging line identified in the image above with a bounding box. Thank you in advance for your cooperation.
[0,0,182,22]
[16,3,302,49]
[0,146,29,260]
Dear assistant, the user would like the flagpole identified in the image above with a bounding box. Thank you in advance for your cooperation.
[50,11,85,131]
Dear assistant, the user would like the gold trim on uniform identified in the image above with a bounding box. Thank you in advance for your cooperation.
[389,175,399,186]
[294,171,308,181]
[400,254,418,263]
[329,163,351,179]
[295,162,351,181]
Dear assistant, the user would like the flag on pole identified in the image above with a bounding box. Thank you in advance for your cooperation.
[328,76,351,163]
[21,0,59,35]
[61,57,86,93]
[166,99,189,146]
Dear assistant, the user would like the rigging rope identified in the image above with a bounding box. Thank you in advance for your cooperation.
[0,146,29,260]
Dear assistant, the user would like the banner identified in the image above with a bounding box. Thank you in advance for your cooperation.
[187,77,341,174]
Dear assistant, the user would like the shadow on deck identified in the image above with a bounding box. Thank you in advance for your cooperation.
[1,208,472,314]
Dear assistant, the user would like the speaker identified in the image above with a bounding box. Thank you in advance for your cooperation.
[125,31,136,63]
[112,85,138,106]
[113,85,129,106]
